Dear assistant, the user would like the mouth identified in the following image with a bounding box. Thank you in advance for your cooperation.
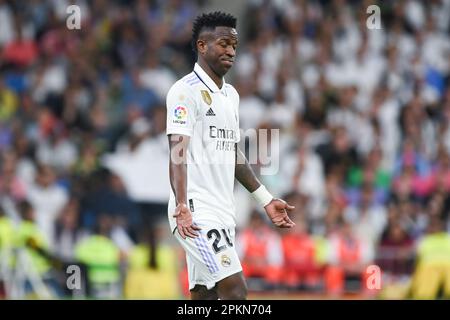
[221,59,234,67]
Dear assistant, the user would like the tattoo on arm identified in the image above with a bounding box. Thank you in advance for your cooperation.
[168,134,190,205]
[235,145,261,192]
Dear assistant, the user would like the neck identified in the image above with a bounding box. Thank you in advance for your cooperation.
[197,59,223,89]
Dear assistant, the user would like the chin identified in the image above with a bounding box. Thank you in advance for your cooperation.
[213,65,229,77]
[222,67,232,77]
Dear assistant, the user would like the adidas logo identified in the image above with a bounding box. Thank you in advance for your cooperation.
[206,108,216,116]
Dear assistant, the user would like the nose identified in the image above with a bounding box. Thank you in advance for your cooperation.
[226,46,235,58]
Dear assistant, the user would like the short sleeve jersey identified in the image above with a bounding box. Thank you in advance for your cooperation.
[166,63,240,232]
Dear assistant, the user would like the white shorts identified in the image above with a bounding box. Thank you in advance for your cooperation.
[174,223,243,290]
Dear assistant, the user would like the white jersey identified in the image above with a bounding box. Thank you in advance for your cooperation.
[166,63,240,233]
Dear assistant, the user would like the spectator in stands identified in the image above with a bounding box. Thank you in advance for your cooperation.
[35,124,78,173]
[26,164,68,248]
[324,219,374,296]
[0,208,14,298]
[74,214,122,299]
[344,182,387,248]
[236,210,283,290]
[316,126,360,177]
[430,146,450,193]
[411,216,450,299]
[124,224,180,299]
[346,147,391,206]
[281,211,323,291]
[15,200,61,297]
[53,197,89,262]
[2,14,38,68]
[376,219,415,282]
[0,150,27,202]
[283,141,326,220]
[0,79,18,123]
[81,169,140,241]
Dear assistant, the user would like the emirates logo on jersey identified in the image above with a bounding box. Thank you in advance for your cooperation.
[209,126,235,140]
[209,126,236,151]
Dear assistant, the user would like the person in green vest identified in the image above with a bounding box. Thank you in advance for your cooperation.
[0,209,14,298]
[0,210,14,249]
[411,216,450,299]
[125,224,181,299]
[15,201,52,274]
[15,200,62,298]
[74,213,121,299]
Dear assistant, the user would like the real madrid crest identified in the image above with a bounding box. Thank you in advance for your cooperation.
[201,90,212,105]
[221,254,231,267]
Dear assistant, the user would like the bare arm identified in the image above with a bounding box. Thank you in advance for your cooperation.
[168,134,200,238]
[234,145,261,192]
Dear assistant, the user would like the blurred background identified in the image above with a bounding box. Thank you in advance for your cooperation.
[0,0,449,300]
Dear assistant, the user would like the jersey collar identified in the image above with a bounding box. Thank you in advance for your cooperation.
[193,63,227,94]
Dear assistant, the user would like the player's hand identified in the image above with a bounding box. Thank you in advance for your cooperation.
[264,198,296,228]
[173,203,201,239]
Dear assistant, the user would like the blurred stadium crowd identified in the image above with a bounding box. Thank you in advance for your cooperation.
[0,0,450,299]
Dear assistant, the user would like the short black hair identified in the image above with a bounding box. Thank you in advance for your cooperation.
[191,11,237,53]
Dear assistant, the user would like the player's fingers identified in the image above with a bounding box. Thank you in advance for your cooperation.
[285,221,296,228]
[271,216,283,225]
[184,226,198,238]
[279,223,294,228]
[284,215,296,226]
[187,230,199,238]
[285,202,295,211]
[191,224,202,231]
[177,226,186,239]
[274,219,284,227]
[274,219,283,225]
[278,219,295,228]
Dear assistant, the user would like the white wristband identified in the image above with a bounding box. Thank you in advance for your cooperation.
[252,185,274,207]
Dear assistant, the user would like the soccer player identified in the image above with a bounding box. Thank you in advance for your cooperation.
[166,11,295,300]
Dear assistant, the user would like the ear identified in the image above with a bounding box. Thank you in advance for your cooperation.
[197,39,208,55]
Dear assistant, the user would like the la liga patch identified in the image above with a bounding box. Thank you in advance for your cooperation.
[172,105,188,125]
